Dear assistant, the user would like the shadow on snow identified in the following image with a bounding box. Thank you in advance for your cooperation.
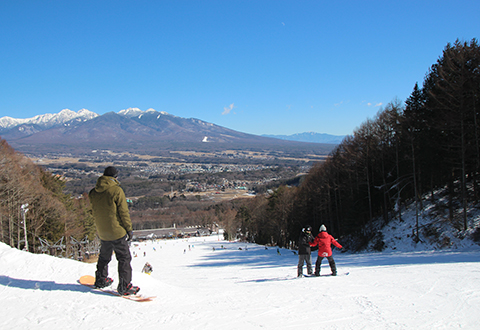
[187,240,480,270]
[0,275,107,297]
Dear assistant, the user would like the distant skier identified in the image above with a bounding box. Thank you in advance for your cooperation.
[142,262,153,275]
[309,225,343,276]
[297,226,314,277]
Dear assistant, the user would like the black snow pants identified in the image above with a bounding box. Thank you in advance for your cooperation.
[314,255,337,276]
[96,235,132,286]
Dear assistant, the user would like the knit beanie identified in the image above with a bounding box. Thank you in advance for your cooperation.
[103,166,118,178]
[319,225,327,232]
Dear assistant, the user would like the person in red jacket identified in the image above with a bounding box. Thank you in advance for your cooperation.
[309,224,343,276]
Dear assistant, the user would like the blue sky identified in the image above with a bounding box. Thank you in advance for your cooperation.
[0,1,478,136]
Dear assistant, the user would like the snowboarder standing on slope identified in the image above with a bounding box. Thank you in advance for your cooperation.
[89,166,140,295]
[309,225,343,276]
[297,226,314,277]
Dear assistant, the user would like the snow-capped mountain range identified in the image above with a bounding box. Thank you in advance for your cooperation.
[0,108,340,157]
[0,108,344,144]
[0,108,345,144]
[0,108,99,130]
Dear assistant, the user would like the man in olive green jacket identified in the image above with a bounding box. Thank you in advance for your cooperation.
[89,166,139,295]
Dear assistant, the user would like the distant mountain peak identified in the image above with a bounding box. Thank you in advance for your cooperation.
[118,108,145,117]
[262,132,345,144]
[118,108,169,118]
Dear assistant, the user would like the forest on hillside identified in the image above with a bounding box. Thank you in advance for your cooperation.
[1,39,479,254]
[228,39,480,250]
[0,139,96,253]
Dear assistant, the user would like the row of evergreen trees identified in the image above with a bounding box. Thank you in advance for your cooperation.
[229,39,480,249]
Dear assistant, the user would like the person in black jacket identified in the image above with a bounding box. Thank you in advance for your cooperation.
[297,226,314,277]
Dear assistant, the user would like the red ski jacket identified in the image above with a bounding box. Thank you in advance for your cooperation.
[310,232,342,257]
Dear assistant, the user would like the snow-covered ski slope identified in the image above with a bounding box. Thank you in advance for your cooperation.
[1,233,480,330]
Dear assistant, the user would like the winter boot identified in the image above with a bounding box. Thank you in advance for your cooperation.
[117,281,140,296]
[328,257,337,276]
[94,277,113,289]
